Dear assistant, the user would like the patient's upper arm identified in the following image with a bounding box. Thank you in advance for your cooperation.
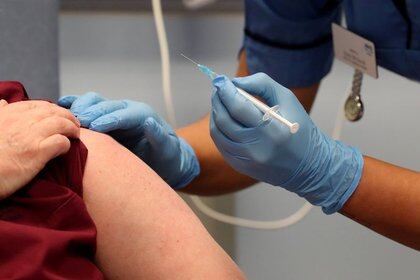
[79,129,244,280]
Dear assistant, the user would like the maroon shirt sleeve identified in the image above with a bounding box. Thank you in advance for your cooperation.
[0,82,103,279]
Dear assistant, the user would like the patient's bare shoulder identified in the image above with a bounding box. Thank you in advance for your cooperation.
[80,128,168,195]
[80,127,147,173]
[78,128,244,280]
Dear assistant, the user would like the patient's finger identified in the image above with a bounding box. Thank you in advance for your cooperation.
[39,134,72,162]
[32,103,81,127]
[35,116,80,139]
[0,99,8,108]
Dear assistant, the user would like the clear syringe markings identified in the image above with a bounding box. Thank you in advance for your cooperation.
[181,54,300,134]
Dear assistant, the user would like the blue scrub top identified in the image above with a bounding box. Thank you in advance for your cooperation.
[244,0,420,88]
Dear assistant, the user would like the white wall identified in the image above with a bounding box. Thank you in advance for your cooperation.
[60,11,420,280]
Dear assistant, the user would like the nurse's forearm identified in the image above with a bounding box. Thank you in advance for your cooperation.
[179,51,320,195]
[178,115,256,195]
[341,156,420,250]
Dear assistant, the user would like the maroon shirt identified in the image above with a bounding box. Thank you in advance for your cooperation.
[0,82,103,279]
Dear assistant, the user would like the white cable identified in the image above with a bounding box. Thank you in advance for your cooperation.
[191,196,313,230]
[152,0,346,229]
[151,0,177,127]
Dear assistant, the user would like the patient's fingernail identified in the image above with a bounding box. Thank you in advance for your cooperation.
[0,99,8,108]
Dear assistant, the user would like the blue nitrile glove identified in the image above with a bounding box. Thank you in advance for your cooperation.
[58,92,200,189]
[210,74,364,214]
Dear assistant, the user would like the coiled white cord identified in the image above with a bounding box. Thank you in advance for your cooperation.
[151,0,177,127]
[151,0,345,229]
[190,196,314,230]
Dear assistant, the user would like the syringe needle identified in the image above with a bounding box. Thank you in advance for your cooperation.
[180,53,200,66]
[181,53,218,79]
[181,52,299,133]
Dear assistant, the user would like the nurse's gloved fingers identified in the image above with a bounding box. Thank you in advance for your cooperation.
[89,106,143,132]
[144,117,166,146]
[77,100,127,127]
[212,75,263,128]
[210,116,249,157]
[70,92,106,116]
[211,92,258,144]
[233,73,290,107]
[58,95,78,108]
[144,117,177,158]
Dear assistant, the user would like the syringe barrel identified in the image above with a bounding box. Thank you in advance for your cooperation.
[236,87,270,113]
[236,87,299,133]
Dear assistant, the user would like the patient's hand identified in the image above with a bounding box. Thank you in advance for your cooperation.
[0,100,80,199]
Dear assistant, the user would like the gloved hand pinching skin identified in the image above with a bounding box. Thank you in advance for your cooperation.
[58,93,200,189]
[210,74,364,214]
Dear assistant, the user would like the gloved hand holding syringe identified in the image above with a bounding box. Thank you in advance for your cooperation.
[181,54,300,134]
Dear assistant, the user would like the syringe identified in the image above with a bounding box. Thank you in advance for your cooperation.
[181,54,299,134]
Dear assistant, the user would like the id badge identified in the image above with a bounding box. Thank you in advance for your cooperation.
[332,23,378,79]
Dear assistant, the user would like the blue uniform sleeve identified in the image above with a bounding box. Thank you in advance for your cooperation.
[243,0,342,88]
